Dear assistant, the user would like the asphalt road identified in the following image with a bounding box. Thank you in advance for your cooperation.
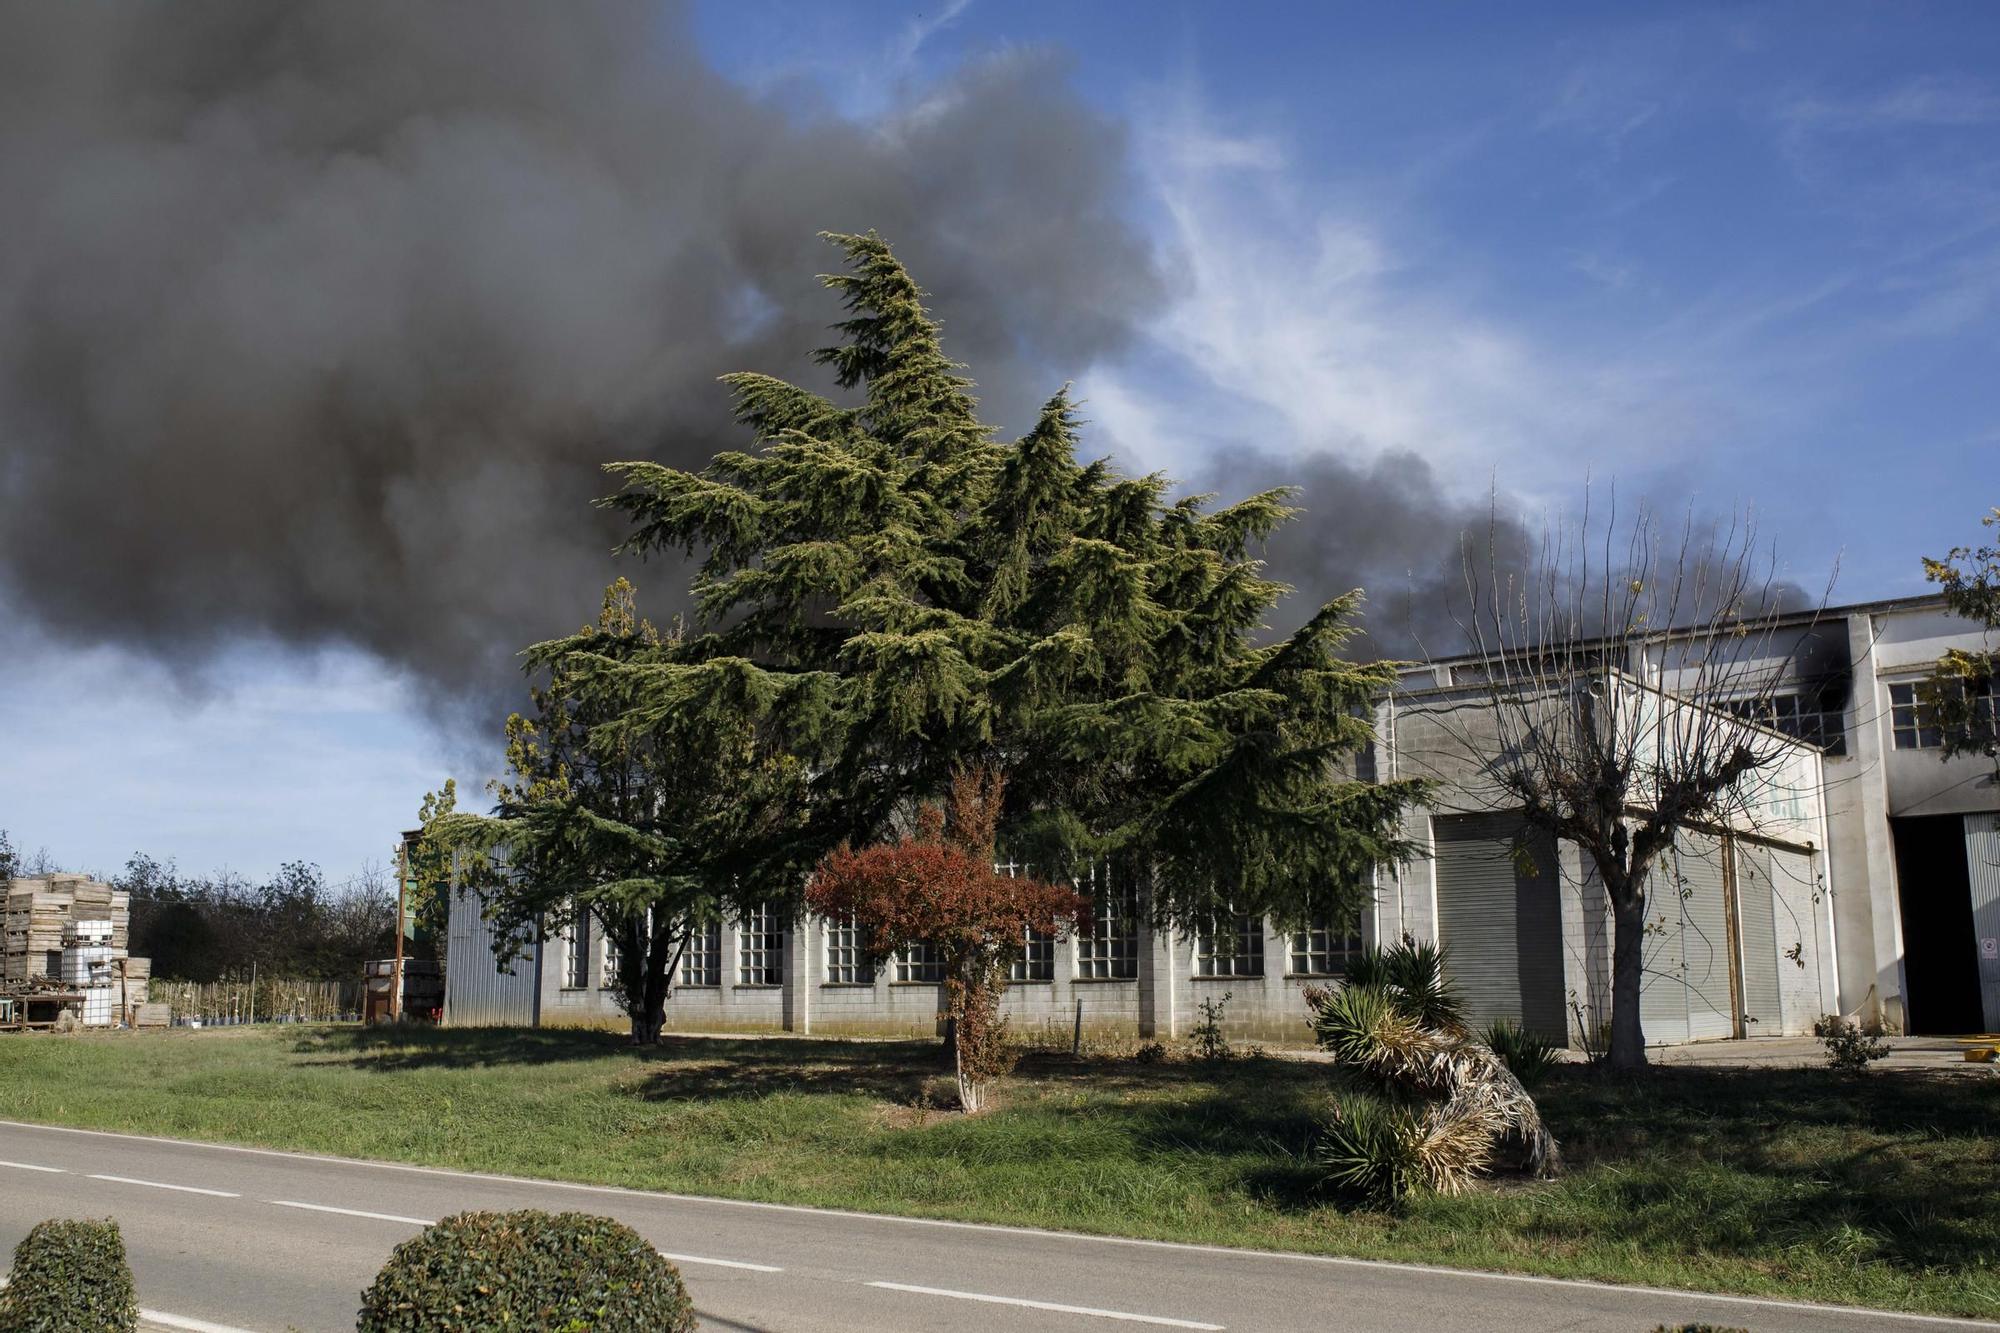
[0,1119,1991,1332]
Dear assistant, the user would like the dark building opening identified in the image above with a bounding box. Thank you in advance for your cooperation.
[1891,815,1982,1034]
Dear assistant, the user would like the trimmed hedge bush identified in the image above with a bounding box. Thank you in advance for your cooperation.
[356,1209,694,1332]
[0,1218,138,1333]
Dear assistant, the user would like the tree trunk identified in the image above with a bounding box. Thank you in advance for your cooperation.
[1609,889,1649,1070]
[628,916,675,1046]
[954,1040,981,1114]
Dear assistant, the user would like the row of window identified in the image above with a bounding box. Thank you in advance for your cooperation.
[1722,678,2000,756]
[1725,692,1848,756]
[1888,678,1999,751]
[564,905,1364,989]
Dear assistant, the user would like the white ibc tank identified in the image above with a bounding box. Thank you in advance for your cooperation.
[61,945,114,985]
[79,986,116,1028]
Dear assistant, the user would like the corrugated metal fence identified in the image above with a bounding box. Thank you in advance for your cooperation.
[442,886,539,1027]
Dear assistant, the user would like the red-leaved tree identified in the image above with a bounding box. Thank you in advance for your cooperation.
[806,768,1087,1112]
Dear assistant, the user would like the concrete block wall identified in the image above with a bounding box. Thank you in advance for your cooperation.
[526,907,1341,1046]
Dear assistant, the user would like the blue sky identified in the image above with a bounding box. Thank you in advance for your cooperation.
[7,2,1998,887]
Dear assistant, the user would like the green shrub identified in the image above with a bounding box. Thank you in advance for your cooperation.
[1483,1019,1561,1087]
[0,1218,138,1333]
[1339,940,1464,1031]
[356,1210,694,1333]
[1315,1092,1424,1204]
[1813,1015,1890,1073]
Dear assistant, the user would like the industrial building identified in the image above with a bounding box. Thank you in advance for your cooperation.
[442,593,1997,1046]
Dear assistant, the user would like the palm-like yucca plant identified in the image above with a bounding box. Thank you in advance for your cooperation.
[1337,940,1464,1033]
[1307,941,1559,1204]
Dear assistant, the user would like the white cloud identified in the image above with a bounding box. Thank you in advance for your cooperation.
[0,615,458,885]
[1078,100,1689,506]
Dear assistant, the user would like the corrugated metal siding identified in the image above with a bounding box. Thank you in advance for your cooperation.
[1435,815,1520,1032]
[1734,844,1782,1035]
[1639,857,1690,1046]
[1769,845,1823,1035]
[1515,829,1568,1043]
[1433,814,1566,1041]
[1677,835,1735,1040]
[443,887,540,1027]
[1967,814,2000,1032]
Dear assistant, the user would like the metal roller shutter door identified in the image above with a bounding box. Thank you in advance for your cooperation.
[1515,832,1568,1043]
[1434,814,1566,1041]
[1769,845,1823,1035]
[1733,844,1782,1036]
[1968,815,2000,1032]
[1638,857,1690,1046]
[1435,815,1523,1033]
[1676,835,1736,1041]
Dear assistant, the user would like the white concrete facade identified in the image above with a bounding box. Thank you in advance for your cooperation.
[446,594,1993,1045]
[1408,593,1999,1034]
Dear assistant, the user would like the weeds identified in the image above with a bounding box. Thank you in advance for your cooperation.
[1813,1015,1891,1073]
[1193,992,1233,1062]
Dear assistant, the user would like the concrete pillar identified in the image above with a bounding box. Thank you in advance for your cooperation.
[1137,913,1179,1040]
[783,915,811,1033]
[1834,613,1906,1028]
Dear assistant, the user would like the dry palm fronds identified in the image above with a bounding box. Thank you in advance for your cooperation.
[1306,942,1562,1201]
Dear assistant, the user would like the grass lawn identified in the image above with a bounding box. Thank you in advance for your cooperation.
[0,1025,1993,1318]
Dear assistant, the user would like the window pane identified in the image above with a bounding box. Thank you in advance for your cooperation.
[994,861,1055,982]
[1195,910,1264,978]
[893,940,944,983]
[737,903,784,985]
[564,910,590,989]
[1288,913,1364,975]
[681,918,722,987]
[1010,928,1055,982]
[825,916,873,985]
[1074,862,1138,980]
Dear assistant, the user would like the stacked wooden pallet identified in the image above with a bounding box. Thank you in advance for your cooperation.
[3,881,72,980]
[3,875,137,981]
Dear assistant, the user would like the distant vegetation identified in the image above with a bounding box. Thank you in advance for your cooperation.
[1,833,407,984]
[114,854,405,983]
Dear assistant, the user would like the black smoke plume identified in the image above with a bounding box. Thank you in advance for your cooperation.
[0,1,1164,719]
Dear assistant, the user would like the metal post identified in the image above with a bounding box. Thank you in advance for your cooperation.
[1071,996,1083,1058]
[393,838,408,1022]
[249,959,257,1026]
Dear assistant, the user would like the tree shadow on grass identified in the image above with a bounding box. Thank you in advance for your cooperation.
[625,1038,946,1104]
[289,1025,637,1070]
[1526,1065,2000,1275]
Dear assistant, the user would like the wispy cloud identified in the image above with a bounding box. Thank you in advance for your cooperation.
[889,0,973,73]
[1781,72,2000,135]
[1077,97,1701,505]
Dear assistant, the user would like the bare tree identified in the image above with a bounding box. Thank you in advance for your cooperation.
[1430,499,1834,1071]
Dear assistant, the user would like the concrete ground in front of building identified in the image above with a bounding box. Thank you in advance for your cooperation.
[1644,1033,2000,1073]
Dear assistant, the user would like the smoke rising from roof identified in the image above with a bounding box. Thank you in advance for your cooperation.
[0,1,1164,718]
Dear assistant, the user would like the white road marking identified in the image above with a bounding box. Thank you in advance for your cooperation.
[7,1120,1994,1330]
[868,1281,1225,1329]
[139,1311,263,1333]
[658,1250,783,1273]
[0,1282,257,1333]
[0,1159,65,1173]
[267,1200,433,1226]
[88,1173,239,1198]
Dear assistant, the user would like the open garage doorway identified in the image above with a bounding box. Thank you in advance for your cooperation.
[1891,815,1983,1034]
